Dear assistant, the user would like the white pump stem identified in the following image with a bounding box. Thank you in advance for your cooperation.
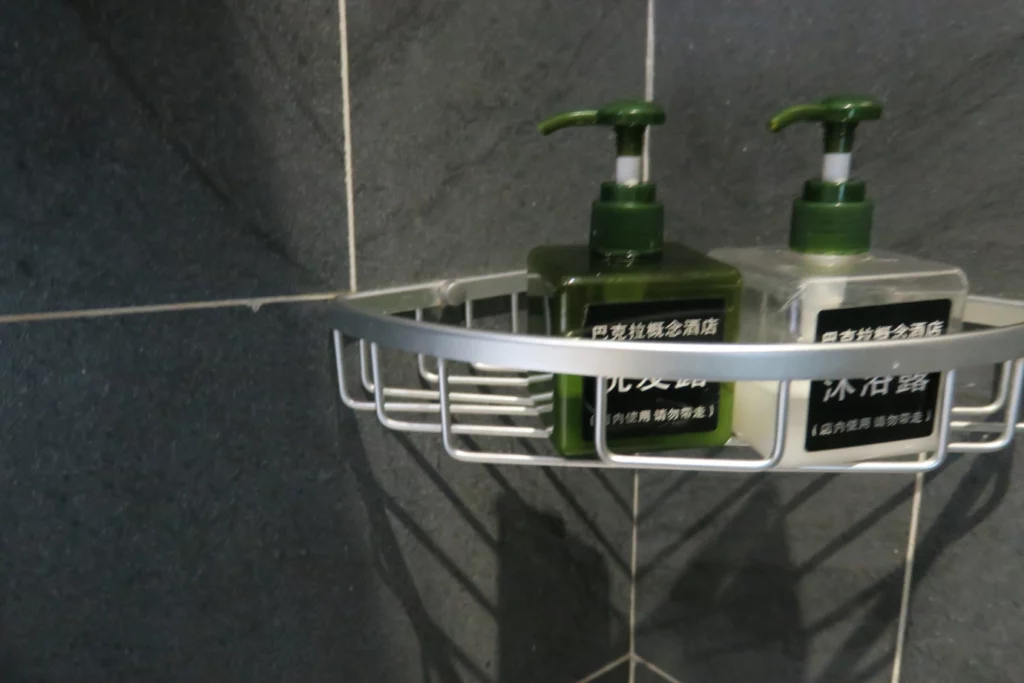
[822,153,852,183]
[616,155,642,185]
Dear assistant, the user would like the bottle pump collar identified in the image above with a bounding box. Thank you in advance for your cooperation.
[539,100,666,257]
[771,95,883,254]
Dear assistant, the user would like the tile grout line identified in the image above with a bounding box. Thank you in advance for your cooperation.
[337,0,358,292]
[7,0,357,327]
[629,471,640,682]
[0,292,345,325]
[633,2,655,681]
[575,653,631,683]
[890,470,925,683]
[641,0,656,183]
[634,655,683,683]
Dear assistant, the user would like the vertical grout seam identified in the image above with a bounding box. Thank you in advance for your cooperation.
[0,293,344,325]
[629,471,640,683]
[633,3,655,681]
[635,654,683,683]
[338,0,358,292]
[641,0,656,183]
[575,653,632,683]
[890,470,925,683]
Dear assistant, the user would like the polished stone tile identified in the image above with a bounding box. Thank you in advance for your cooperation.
[347,0,647,289]
[68,0,349,287]
[0,299,633,682]
[0,304,429,681]
[349,415,634,682]
[635,471,915,682]
[900,448,1024,682]
[0,0,343,314]
[651,0,1024,284]
[646,5,1024,678]
[339,324,634,681]
[588,657,630,682]
[647,5,1023,678]
[634,659,676,683]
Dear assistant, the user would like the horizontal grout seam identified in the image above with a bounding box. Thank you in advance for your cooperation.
[0,292,345,325]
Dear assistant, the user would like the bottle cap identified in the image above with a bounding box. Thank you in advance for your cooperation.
[770,95,883,254]
[539,100,666,257]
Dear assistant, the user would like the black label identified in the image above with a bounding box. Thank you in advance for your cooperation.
[582,298,725,440]
[805,299,952,452]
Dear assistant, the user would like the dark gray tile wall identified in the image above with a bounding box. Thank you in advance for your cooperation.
[0,306,632,682]
[341,0,645,675]
[66,0,351,290]
[3,0,1024,681]
[589,658,630,683]
[652,0,1024,264]
[340,332,634,680]
[1,2,314,312]
[632,664,669,683]
[635,472,915,682]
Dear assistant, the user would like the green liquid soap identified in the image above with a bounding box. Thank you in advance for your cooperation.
[525,100,742,458]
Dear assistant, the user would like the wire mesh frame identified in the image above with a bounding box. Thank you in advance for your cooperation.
[331,275,1024,472]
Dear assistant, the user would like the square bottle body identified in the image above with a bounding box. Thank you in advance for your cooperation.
[709,247,969,467]
[527,243,742,457]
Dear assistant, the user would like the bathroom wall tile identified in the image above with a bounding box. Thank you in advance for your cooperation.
[648,5,1024,679]
[345,335,635,680]
[651,0,1024,282]
[0,0,343,315]
[67,0,350,288]
[635,471,915,682]
[8,3,1020,683]
[900,448,1024,683]
[347,0,647,290]
[337,298,633,679]
[0,304,424,681]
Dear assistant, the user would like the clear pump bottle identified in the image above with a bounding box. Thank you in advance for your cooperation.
[711,96,968,467]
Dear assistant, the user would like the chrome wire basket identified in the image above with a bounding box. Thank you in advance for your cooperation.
[329,271,1024,473]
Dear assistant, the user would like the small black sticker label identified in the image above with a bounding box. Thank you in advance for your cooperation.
[805,299,952,452]
[582,298,725,440]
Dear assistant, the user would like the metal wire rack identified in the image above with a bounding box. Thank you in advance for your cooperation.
[328,271,1024,473]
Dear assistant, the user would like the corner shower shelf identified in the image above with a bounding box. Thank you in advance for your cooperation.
[328,270,1024,473]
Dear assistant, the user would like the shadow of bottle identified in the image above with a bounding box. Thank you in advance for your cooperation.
[498,494,615,683]
[638,481,807,682]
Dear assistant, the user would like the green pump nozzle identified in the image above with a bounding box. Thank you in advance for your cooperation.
[538,100,666,257]
[538,100,665,185]
[770,95,884,254]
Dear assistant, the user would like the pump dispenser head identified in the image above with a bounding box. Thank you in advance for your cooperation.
[539,100,666,257]
[770,95,883,254]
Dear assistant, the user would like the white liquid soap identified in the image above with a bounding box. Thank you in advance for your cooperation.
[711,95,968,468]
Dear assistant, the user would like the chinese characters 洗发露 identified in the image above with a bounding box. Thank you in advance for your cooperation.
[811,410,931,436]
[820,320,945,344]
[822,374,930,402]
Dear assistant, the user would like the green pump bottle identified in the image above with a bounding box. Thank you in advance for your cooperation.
[527,100,742,457]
